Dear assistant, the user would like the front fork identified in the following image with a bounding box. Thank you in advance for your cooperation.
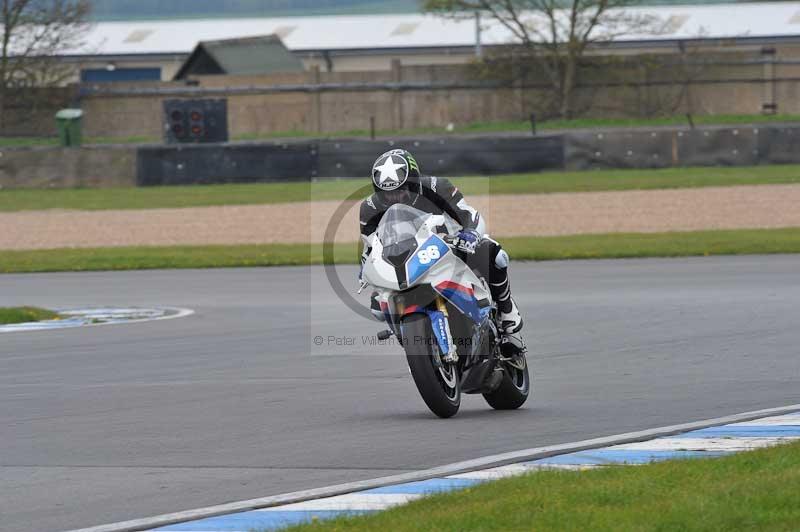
[388,294,458,365]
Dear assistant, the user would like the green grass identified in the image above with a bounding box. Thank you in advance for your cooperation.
[231,113,800,140]
[0,135,158,147]
[2,165,799,212]
[502,228,800,261]
[1,228,798,273]
[459,113,800,134]
[0,306,60,324]
[285,440,800,532]
[0,243,355,273]
[0,137,60,147]
[4,113,800,148]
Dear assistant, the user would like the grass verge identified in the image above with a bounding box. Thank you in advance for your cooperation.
[2,165,799,212]
[285,440,800,532]
[1,228,798,273]
[4,113,800,148]
[0,135,158,147]
[159,113,800,142]
[0,307,59,324]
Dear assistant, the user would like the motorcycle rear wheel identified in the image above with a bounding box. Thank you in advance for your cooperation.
[402,313,461,418]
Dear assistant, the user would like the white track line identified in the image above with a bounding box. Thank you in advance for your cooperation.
[0,307,194,334]
[732,413,800,426]
[609,436,800,452]
[449,463,597,480]
[256,493,421,512]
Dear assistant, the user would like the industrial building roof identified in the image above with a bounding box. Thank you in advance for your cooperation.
[173,35,305,79]
[69,2,800,57]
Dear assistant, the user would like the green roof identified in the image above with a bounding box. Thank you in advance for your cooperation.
[174,35,304,79]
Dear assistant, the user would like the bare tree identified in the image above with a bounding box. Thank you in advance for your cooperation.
[424,0,662,119]
[1,0,90,131]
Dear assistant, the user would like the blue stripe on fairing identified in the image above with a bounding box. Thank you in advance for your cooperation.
[528,449,731,465]
[153,510,373,531]
[675,426,800,438]
[363,478,482,494]
[438,287,482,323]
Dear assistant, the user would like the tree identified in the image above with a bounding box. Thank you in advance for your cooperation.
[424,0,661,119]
[1,0,90,131]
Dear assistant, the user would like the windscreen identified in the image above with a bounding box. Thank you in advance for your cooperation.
[376,204,429,246]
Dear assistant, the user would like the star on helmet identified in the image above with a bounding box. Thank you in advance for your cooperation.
[372,154,408,190]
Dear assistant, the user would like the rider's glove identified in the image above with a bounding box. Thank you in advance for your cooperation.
[453,229,481,254]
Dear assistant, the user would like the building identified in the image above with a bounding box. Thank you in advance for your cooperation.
[63,3,800,82]
[173,36,304,80]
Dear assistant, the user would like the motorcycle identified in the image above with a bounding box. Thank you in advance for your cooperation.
[359,204,530,418]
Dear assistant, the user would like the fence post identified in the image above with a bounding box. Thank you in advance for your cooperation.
[762,47,777,115]
[391,59,403,131]
[311,65,323,134]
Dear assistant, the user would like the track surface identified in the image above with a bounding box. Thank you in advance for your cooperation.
[1,256,799,532]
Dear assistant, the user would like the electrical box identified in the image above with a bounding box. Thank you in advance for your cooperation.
[163,99,228,144]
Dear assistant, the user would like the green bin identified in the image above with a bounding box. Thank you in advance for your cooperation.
[55,108,84,147]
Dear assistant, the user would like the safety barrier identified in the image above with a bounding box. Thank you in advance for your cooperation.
[136,136,565,185]
[565,124,800,170]
[4,124,800,189]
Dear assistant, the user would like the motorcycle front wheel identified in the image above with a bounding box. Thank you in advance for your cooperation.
[482,354,530,410]
[402,313,460,418]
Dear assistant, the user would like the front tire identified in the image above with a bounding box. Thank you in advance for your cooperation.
[402,313,460,418]
[483,355,530,410]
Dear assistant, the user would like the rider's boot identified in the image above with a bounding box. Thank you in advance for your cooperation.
[486,244,526,355]
[498,297,526,359]
[491,264,523,334]
[497,296,523,334]
[491,286,525,361]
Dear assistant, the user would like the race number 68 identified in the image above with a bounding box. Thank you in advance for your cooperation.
[417,245,441,265]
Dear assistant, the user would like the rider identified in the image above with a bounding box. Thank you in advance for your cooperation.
[359,148,525,349]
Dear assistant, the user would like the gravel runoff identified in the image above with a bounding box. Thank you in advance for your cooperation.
[1,184,799,250]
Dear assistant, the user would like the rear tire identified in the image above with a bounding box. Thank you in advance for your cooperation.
[483,356,530,410]
[402,314,460,418]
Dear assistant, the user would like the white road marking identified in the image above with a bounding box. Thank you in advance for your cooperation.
[732,414,800,426]
[610,436,800,452]
[0,307,194,334]
[259,493,421,512]
[448,463,598,480]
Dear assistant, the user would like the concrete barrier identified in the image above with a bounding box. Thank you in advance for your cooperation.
[0,146,136,189]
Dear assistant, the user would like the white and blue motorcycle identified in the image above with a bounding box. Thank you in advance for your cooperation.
[360,204,530,418]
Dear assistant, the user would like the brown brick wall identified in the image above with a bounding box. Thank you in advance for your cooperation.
[22,50,800,140]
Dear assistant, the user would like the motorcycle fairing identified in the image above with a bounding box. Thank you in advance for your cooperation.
[362,237,401,290]
[434,280,484,324]
[406,235,450,285]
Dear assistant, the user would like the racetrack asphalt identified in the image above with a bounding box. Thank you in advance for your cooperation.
[1,256,799,532]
